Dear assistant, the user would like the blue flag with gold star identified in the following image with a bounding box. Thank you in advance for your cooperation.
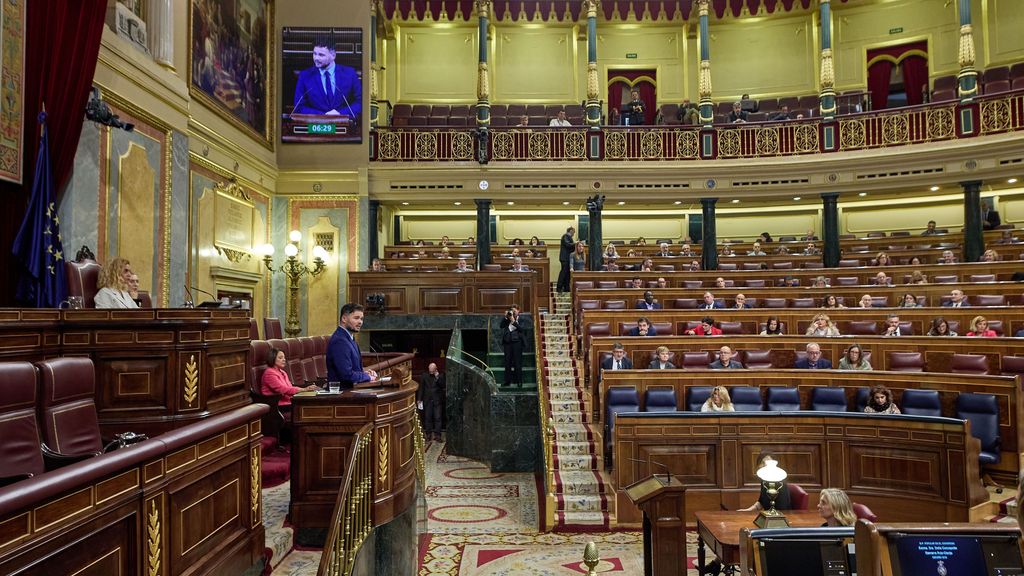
[12,111,67,307]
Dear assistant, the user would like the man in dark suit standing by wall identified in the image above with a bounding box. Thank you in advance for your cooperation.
[328,303,377,388]
[418,362,445,441]
[557,226,575,293]
[501,304,526,386]
[982,200,1001,230]
[292,37,362,118]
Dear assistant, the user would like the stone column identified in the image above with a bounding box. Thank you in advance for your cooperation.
[475,199,491,269]
[147,0,174,69]
[696,0,714,126]
[368,199,380,262]
[586,195,605,271]
[956,0,979,100]
[370,0,380,128]
[701,198,718,271]
[584,0,601,127]
[475,1,492,128]
[962,181,984,262]
[818,0,836,119]
[821,193,840,267]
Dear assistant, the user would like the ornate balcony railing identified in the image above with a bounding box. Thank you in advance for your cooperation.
[370,90,1024,163]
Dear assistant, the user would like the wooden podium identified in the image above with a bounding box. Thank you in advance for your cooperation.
[624,474,687,576]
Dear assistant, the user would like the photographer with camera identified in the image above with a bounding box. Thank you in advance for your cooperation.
[501,304,526,387]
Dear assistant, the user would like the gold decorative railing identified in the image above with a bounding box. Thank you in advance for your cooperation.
[371,91,1024,162]
[318,423,374,576]
[412,411,426,485]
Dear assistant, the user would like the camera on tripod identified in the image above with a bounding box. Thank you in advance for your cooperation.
[366,293,386,312]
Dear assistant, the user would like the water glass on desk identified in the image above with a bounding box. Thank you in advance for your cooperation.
[328,381,341,394]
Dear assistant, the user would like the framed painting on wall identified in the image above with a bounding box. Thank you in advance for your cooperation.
[189,0,274,148]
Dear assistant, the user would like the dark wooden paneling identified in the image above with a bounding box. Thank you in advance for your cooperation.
[420,288,462,311]
[350,271,538,314]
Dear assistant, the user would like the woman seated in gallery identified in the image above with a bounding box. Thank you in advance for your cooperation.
[261,347,319,411]
[94,257,139,309]
[739,453,792,512]
[818,488,858,527]
[863,384,900,414]
[700,386,734,412]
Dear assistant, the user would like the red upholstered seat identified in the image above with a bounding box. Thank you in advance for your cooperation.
[249,318,260,340]
[64,259,101,308]
[970,274,996,282]
[1001,356,1024,377]
[787,484,809,510]
[672,298,698,309]
[853,502,877,522]
[888,351,925,372]
[973,295,1006,306]
[575,281,594,290]
[744,279,766,287]
[652,322,674,335]
[932,275,957,283]
[719,321,746,335]
[951,353,990,375]
[838,260,860,267]
[604,300,627,310]
[681,351,712,370]
[763,298,787,308]
[742,350,773,369]
[36,357,103,460]
[683,280,703,288]
[597,280,619,289]
[790,298,815,308]
[263,317,283,339]
[0,362,45,484]
[835,277,858,286]
[580,299,600,310]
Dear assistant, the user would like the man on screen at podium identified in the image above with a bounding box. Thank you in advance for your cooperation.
[328,303,377,389]
[292,37,361,119]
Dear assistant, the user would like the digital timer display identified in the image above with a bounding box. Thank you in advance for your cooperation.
[307,124,336,134]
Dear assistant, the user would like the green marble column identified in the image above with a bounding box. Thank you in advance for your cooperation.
[701,198,718,271]
[475,199,491,268]
[696,0,714,126]
[956,0,979,100]
[586,195,604,271]
[818,0,836,119]
[821,193,840,267]
[962,181,984,262]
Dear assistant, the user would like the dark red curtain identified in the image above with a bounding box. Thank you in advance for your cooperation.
[901,56,929,106]
[867,60,894,111]
[607,70,657,125]
[0,0,107,306]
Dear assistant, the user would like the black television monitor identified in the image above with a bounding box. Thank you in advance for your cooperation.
[753,527,856,576]
[888,533,1024,576]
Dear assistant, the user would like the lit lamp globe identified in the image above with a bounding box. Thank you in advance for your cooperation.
[289,230,302,243]
[754,458,790,528]
[312,245,328,262]
[284,243,299,258]
[259,243,275,257]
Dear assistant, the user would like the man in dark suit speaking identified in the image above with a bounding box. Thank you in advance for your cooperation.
[328,303,377,388]
[293,37,361,118]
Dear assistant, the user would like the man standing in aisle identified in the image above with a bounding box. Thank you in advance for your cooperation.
[501,304,526,387]
[557,226,575,293]
[327,303,377,388]
[418,363,445,441]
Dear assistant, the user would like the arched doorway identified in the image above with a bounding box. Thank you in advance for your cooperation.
[607,70,657,125]
[866,41,929,110]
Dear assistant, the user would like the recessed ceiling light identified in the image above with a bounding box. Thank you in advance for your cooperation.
[930,186,940,192]
[1009,178,1019,184]
[562,201,570,205]
[858,192,867,197]
[793,197,802,201]
[401,202,409,205]
[617,201,625,205]
[507,201,514,205]
[453,201,462,206]
[673,201,682,205]
[731,199,740,203]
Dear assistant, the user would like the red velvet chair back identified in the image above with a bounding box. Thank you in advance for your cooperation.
[35,358,103,457]
[0,362,45,479]
[787,483,809,510]
[852,502,878,522]
[64,259,101,308]
[249,318,260,340]
[263,317,283,340]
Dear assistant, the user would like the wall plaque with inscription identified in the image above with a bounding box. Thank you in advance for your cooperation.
[213,181,255,262]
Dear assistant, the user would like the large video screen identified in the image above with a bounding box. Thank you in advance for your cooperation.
[281,27,363,144]
[891,534,1024,576]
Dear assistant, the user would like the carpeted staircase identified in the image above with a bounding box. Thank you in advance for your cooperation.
[540,292,610,530]
[261,436,291,488]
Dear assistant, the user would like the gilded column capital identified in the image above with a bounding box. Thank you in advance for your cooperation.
[819,48,835,90]
[476,0,490,18]
[584,0,599,18]
[477,62,490,100]
[958,23,976,69]
[697,0,709,18]
[587,62,599,100]
[819,0,830,4]
[698,60,713,100]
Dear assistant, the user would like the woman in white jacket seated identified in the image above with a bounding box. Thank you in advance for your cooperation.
[94,257,139,309]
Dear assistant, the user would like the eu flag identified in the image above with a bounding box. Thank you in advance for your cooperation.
[12,111,67,307]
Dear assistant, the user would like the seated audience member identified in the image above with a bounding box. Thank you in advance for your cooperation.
[927,317,958,336]
[637,290,662,310]
[656,277,668,289]
[678,243,693,257]
[812,276,830,289]
[515,115,530,127]
[509,248,522,259]
[898,293,921,308]
[795,343,832,369]
[775,245,790,255]
[688,260,701,271]
[740,93,758,112]
[801,229,818,241]
[635,236,647,246]
[571,241,586,271]
[760,316,784,336]
[699,291,724,310]
[453,258,471,272]
[715,277,727,289]
[747,242,766,256]
[732,294,751,309]
[818,488,858,527]
[510,257,528,272]
[806,313,840,337]
[873,271,891,286]
[605,260,621,272]
[127,273,142,306]
[529,235,543,246]
[981,249,999,263]
[625,249,637,258]
[677,100,700,124]
[728,101,748,123]
[630,276,644,289]
[784,276,800,287]
[795,113,805,119]
[982,200,1001,230]
[511,238,525,246]
[686,316,722,336]
[601,343,633,371]
[627,317,658,336]
[604,244,619,259]
[720,244,736,257]
[710,346,744,369]
[440,235,453,246]
[768,106,791,121]
[908,256,923,265]
[95,257,140,309]
[943,289,969,307]
[995,230,1017,244]
[758,232,773,243]
[838,344,872,370]
[740,453,792,511]
[966,315,997,337]
[909,270,928,284]
[370,258,387,272]
[549,109,571,126]
[639,258,654,272]
[864,384,899,414]
[921,220,939,235]
[881,314,904,336]
[439,246,451,258]
[465,236,475,245]
[858,294,874,309]
[701,385,735,412]
[823,294,845,309]
[648,346,676,369]
[804,242,821,255]
[938,250,958,264]
[875,251,892,266]
[656,242,673,257]
[261,347,319,410]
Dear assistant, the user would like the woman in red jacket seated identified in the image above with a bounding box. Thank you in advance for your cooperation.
[261,347,318,408]
[966,315,998,337]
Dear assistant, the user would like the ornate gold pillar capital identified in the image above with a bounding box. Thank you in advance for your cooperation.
[698,60,713,100]
[697,0,709,18]
[584,0,599,17]
[477,62,490,101]
[958,23,976,69]
[476,0,491,18]
[820,48,835,90]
